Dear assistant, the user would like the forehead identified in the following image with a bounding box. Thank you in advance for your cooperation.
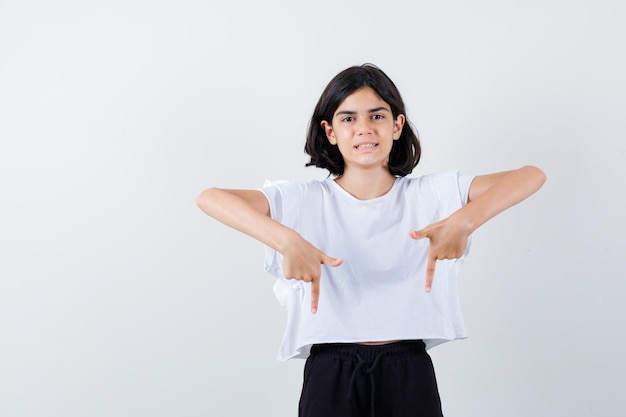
[334,87,390,114]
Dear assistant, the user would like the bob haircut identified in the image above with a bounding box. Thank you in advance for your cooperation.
[305,63,421,177]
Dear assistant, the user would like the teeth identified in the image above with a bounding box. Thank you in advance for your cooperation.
[356,144,376,149]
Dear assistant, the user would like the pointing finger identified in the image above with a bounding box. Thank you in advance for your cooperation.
[311,256,343,314]
[425,251,436,293]
[311,279,320,314]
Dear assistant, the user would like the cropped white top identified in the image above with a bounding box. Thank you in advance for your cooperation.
[261,171,475,361]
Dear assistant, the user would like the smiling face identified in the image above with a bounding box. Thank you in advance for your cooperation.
[321,87,405,175]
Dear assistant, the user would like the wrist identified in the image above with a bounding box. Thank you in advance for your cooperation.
[274,226,301,254]
[449,207,478,235]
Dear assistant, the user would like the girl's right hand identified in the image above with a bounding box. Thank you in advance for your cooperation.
[281,233,343,314]
[196,187,343,313]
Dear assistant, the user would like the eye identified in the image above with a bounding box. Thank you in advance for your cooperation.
[372,114,384,120]
[341,116,354,122]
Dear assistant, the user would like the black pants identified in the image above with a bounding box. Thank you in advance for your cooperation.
[299,340,443,417]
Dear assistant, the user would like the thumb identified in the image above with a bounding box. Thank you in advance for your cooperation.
[321,255,343,267]
[409,229,429,240]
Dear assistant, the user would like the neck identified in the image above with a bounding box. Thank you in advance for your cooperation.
[335,167,397,200]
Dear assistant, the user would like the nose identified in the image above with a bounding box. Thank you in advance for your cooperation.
[355,118,373,135]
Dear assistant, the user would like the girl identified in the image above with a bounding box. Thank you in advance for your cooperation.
[196,64,546,417]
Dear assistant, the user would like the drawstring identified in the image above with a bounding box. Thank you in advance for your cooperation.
[347,351,384,417]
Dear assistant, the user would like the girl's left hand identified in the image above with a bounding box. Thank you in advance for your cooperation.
[409,215,471,292]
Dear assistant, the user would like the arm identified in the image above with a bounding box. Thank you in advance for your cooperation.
[196,188,342,313]
[409,165,546,292]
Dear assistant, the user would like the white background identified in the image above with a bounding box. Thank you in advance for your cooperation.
[1,1,625,416]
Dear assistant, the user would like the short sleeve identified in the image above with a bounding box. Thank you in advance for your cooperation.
[429,171,475,217]
[259,179,312,226]
[429,170,476,262]
[458,173,475,206]
[258,180,286,278]
[258,180,311,279]
[259,179,287,223]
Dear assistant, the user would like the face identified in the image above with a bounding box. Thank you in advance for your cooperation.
[321,87,405,174]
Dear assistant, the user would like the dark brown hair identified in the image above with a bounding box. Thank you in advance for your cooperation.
[305,63,421,177]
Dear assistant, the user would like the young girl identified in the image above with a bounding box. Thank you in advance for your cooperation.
[196,64,546,417]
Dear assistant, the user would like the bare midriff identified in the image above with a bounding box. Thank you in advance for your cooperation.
[357,340,402,345]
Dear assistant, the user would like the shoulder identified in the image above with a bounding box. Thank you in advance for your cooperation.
[400,171,461,190]
[404,170,473,187]
[261,178,328,194]
[260,178,329,206]
[261,179,329,222]
[400,171,474,207]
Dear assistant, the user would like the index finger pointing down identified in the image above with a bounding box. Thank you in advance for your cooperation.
[310,279,319,314]
[425,253,436,293]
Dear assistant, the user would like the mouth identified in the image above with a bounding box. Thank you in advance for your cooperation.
[354,143,378,150]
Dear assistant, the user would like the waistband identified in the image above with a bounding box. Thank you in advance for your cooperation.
[309,340,426,362]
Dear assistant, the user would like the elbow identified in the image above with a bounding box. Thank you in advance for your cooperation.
[196,189,208,209]
[522,165,547,188]
[196,187,221,211]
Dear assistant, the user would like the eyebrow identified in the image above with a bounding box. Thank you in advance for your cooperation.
[335,107,390,116]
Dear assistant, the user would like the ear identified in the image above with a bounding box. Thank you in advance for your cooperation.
[393,114,406,140]
[321,120,337,145]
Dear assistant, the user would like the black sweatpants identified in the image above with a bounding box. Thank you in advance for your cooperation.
[298,340,444,417]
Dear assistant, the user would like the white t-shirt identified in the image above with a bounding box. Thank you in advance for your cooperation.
[261,171,475,361]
